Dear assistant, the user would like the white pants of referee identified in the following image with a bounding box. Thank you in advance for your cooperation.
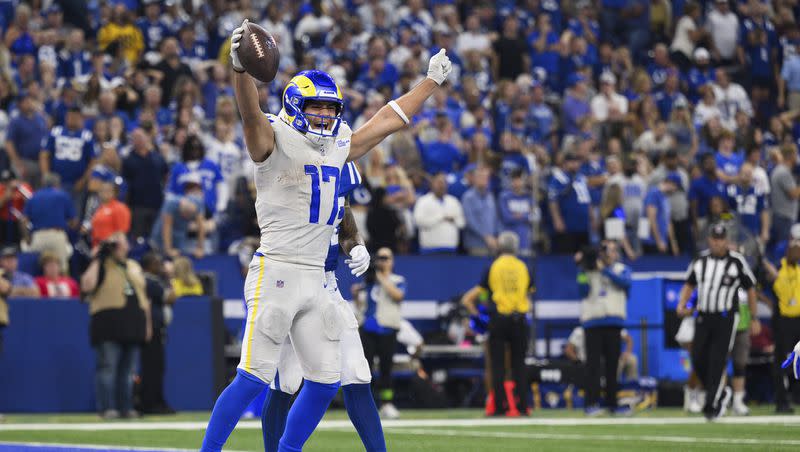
[691,311,739,416]
[271,271,372,394]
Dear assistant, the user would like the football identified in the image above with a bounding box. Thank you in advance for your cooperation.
[238,21,280,83]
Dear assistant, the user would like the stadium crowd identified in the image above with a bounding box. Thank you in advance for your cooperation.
[0,0,799,272]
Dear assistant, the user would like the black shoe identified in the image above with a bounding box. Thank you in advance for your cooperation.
[776,404,795,414]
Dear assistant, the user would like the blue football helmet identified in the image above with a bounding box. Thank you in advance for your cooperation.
[281,70,344,140]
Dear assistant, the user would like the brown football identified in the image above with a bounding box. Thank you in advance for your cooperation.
[238,22,280,83]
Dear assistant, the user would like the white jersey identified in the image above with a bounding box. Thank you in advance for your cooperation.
[253,113,352,268]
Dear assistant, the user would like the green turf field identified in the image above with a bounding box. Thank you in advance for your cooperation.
[1,407,799,451]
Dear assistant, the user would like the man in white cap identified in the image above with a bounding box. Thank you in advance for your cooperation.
[590,72,627,123]
[686,48,716,104]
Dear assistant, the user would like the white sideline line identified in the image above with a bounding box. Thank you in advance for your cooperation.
[0,441,249,452]
[383,428,800,446]
[1,416,800,432]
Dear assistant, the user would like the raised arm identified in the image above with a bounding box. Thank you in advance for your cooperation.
[230,20,275,163]
[348,49,452,161]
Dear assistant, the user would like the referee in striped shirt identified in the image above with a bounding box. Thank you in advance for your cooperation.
[676,224,760,420]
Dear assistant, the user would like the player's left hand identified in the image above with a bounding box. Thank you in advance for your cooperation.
[346,245,370,277]
[782,340,800,380]
[427,48,452,85]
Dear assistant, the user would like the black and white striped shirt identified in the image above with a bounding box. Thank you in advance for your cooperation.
[685,250,755,314]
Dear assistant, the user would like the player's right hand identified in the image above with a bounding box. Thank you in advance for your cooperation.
[230,19,247,73]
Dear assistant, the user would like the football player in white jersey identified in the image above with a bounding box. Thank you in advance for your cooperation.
[201,20,452,452]
[261,161,388,452]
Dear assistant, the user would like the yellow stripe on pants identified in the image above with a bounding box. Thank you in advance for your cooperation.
[245,255,265,371]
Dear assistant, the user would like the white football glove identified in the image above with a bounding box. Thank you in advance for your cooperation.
[230,19,247,73]
[346,245,370,277]
[782,340,800,380]
[427,48,452,86]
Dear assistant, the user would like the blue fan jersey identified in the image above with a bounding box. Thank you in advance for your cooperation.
[166,159,224,215]
[547,168,591,233]
[727,184,767,236]
[42,127,96,187]
[324,161,362,272]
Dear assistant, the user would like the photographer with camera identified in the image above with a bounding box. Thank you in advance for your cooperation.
[80,232,151,420]
[355,247,406,419]
[576,240,633,416]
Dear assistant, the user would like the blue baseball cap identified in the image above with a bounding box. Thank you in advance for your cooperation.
[567,73,586,87]
[665,172,683,188]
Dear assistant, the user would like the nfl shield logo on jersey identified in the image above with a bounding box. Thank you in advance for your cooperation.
[276,280,284,288]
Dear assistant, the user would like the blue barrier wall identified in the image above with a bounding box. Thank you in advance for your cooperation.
[0,297,219,413]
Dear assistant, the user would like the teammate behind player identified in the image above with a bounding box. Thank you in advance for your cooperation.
[261,161,387,452]
[201,20,451,452]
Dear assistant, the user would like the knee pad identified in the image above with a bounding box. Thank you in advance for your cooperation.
[342,357,373,386]
[274,369,303,395]
[261,308,292,344]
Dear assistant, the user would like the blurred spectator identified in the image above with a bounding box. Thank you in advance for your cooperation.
[0,245,39,298]
[685,48,715,105]
[98,4,144,66]
[599,183,636,260]
[34,251,79,298]
[80,233,149,420]
[367,187,404,253]
[0,168,32,247]
[562,74,591,136]
[689,153,726,235]
[499,169,535,257]
[90,181,131,247]
[779,28,800,111]
[57,29,92,83]
[122,129,168,240]
[634,120,673,164]
[650,150,692,254]
[5,90,47,187]
[643,175,680,255]
[39,107,96,207]
[771,145,800,245]
[415,114,465,176]
[669,2,705,71]
[548,152,591,254]
[137,0,170,63]
[357,247,406,419]
[139,252,176,415]
[706,0,740,66]
[715,130,743,183]
[170,256,203,297]
[23,173,77,271]
[202,118,245,196]
[591,72,628,133]
[150,173,206,259]
[154,38,193,108]
[565,326,639,381]
[462,166,499,256]
[608,157,647,255]
[166,135,226,220]
[727,163,770,244]
[773,240,800,413]
[712,70,752,131]
[493,16,529,82]
[413,172,464,254]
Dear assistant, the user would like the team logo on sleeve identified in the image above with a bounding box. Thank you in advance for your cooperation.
[276,280,285,288]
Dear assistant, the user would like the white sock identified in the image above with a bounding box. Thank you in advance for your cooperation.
[734,391,745,405]
[698,391,706,405]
